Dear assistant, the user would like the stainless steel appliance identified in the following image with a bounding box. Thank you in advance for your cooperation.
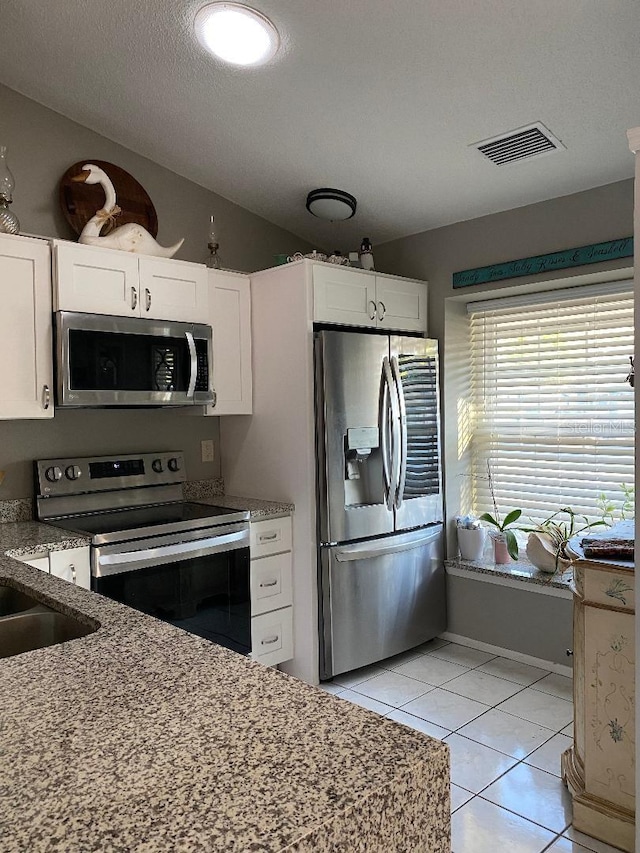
[315,329,445,679]
[55,311,215,408]
[36,451,251,654]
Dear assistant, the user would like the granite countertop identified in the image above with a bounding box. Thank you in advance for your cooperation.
[182,481,295,519]
[0,529,449,852]
[446,554,573,590]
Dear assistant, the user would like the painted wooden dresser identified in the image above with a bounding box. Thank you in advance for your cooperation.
[562,523,635,852]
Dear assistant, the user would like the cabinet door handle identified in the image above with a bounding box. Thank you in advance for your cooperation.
[566,649,574,657]
[377,301,386,321]
[145,288,152,312]
[42,384,50,410]
[259,532,278,542]
[70,564,76,585]
[131,286,138,310]
[369,300,377,321]
[261,635,280,645]
[259,579,278,588]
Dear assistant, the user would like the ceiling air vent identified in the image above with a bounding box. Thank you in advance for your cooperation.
[473,122,565,166]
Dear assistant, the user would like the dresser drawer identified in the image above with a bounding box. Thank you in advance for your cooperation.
[251,552,293,615]
[251,607,293,666]
[250,516,292,559]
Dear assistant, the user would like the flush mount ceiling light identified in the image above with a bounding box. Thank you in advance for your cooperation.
[306,188,357,221]
[194,2,279,67]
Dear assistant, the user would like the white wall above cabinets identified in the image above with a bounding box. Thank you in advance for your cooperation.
[204,269,253,415]
[313,262,428,332]
[0,233,54,420]
[14,546,91,589]
[53,240,208,323]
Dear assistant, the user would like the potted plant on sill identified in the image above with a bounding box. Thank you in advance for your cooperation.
[522,507,606,575]
[478,461,521,563]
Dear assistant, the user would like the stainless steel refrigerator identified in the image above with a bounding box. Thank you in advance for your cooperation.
[315,329,446,680]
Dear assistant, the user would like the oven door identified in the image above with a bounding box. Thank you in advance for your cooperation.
[92,523,251,655]
[56,311,214,407]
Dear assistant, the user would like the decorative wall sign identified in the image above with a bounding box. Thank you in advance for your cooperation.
[453,237,634,288]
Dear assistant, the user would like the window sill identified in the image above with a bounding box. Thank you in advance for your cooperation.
[445,556,573,599]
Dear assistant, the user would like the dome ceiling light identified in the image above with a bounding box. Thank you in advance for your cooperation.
[306,188,357,221]
[194,3,280,67]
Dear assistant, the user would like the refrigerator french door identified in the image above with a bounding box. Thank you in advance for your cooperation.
[315,329,446,680]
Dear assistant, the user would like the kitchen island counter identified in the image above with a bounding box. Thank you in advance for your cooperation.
[0,527,450,853]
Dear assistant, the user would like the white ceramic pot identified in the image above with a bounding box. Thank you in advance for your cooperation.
[457,527,486,561]
[526,532,571,573]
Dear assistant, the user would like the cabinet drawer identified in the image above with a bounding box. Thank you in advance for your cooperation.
[251,552,293,615]
[250,516,292,558]
[49,546,91,590]
[251,607,293,666]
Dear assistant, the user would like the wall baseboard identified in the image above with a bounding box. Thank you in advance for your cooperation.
[439,631,573,679]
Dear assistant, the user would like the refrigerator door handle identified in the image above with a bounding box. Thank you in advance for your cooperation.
[333,529,442,562]
[390,355,407,510]
[381,356,401,510]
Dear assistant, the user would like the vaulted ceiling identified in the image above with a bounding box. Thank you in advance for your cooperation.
[1,0,638,249]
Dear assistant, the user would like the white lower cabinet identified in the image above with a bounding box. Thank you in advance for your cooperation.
[15,546,91,590]
[250,516,293,666]
[0,233,54,419]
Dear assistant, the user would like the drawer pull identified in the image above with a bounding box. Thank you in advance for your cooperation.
[259,532,278,542]
[70,564,76,585]
[259,579,278,588]
[261,635,279,645]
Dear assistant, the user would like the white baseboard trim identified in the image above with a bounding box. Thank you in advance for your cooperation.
[439,631,573,679]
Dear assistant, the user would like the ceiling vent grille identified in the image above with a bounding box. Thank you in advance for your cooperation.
[474,122,565,165]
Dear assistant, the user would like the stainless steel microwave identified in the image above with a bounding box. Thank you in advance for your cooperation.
[55,311,215,408]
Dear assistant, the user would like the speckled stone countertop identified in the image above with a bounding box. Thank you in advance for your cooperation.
[0,528,449,852]
[445,555,573,591]
[183,480,295,519]
[0,520,90,558]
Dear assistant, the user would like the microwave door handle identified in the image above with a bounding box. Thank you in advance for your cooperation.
[185,331,197,398]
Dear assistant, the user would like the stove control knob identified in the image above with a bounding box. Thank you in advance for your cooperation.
[65,465,82,481]
[168,457,181,473]
[151,458,164,473]
[45,466,63,483]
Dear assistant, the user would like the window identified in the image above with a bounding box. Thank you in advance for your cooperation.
[468,281,634,523]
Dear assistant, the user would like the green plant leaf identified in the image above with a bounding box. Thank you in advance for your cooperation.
[503,509,522,528]
[479,512,499,528]
[505,529,519,560]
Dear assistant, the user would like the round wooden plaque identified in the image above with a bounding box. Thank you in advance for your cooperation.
[59,160,158,237]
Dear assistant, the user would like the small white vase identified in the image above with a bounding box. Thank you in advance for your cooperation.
[526,532,571,573]
[457,527,486,561]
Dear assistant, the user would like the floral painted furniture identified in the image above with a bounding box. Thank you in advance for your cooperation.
[562,528,635,852]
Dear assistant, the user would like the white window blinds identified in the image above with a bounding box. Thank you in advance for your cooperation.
[468,282,634,523]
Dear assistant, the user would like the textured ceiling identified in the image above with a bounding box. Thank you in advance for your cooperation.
[1,0,638,249]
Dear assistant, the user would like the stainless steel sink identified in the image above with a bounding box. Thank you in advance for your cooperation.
[0,585,42,617]
[0,585,96,658]
[0,611,94,658]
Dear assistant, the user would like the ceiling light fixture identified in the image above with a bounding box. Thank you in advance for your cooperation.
[306,188,357,221]
[194,2,279,67]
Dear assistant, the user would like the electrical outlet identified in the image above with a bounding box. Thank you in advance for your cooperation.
[201,440,215,463]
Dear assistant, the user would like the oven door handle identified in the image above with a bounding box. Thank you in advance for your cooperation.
[94,529,249,577]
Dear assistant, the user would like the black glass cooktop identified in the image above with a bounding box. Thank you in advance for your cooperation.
[49,501,248,541]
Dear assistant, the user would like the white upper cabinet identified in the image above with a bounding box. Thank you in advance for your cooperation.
[0,234,54,419]
[204,270,253,415]
[53,240,208,323]
[313,263,427,333]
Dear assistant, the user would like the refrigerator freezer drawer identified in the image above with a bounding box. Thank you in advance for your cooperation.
[319,525,446,680]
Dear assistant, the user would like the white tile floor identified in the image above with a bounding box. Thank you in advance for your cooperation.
[319,639,624,853]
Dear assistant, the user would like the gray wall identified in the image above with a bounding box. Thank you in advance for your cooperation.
[376,179,633,657]
[0,84,312,500]
[375,179,634,343]
[446,575,572,667]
